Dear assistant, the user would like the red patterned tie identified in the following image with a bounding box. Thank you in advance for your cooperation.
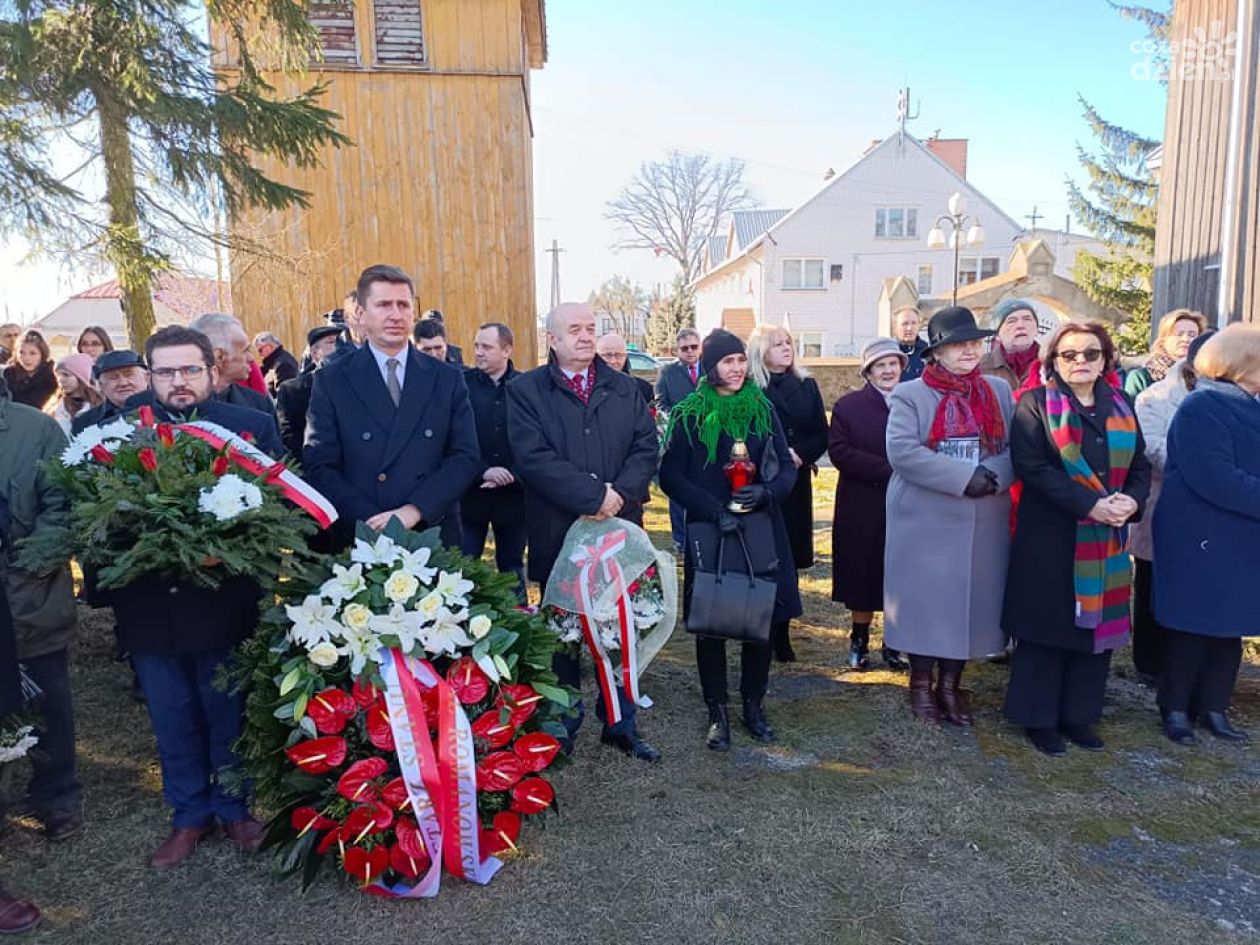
[567,368,591,405]
[689,363,698,385]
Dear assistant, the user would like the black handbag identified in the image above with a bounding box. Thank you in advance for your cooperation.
[685,524,777,643]
[685,510,778,576]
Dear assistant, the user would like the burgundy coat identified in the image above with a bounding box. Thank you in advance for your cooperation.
[827,383,894,612]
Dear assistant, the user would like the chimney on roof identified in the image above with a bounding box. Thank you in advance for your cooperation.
[823,167,835,180]
[926,138,968,179]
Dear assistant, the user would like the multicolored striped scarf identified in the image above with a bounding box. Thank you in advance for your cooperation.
[1044,377,1138,653]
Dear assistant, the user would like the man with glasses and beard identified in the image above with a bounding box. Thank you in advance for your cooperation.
[112,325,281,870]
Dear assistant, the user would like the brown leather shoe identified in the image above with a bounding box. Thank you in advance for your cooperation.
[150,824,216,871]
[936,670,974,727]
[909,670,941,724]
[0,890,41,934]
[222,817,266,853]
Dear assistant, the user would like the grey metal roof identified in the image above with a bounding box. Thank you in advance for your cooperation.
[705,235,728,269]
[731,209,789,250]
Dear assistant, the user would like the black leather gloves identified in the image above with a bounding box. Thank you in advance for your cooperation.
[717,510,741,534]
[963,465,999,498]
[730,484,770,512]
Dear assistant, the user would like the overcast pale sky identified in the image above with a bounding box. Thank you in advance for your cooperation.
[0,0,1168,324]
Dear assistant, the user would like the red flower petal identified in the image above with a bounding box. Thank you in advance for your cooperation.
[336,757,388,803]
[389,842,427,880]
[316,824,347,855]
[137,447,158,472]
[496,683,544,725]
[284,735,347,774]
[446,657,491,705]
[471,709,517,749]
[512,732,562,773]
[381,777,410,811]
[366,698,395,751]
[211,455,230,477]
[352,679,380,708]
[343,845,390,886]
[481,811,521,857]
[476,751,526,792]
[156,423,175,448]
[291,806,337,836]
[137,404,155,428]
[510,777,555,815]
[395,816,426,861]
[307,688,357,735]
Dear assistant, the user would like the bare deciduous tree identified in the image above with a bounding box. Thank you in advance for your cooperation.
[606,151,753,284]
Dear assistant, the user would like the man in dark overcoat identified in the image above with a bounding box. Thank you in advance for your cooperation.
[303,264,480,550]
[508,301,661,762]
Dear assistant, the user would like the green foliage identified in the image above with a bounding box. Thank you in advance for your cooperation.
[15,416,318,589]
[1066,95,1159,352]
[0,0,349,342]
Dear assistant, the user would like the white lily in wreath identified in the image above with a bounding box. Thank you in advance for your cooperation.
[285,595,342,649]
[436,570,474,609]
[394,546,437,585]
[351,533,402,568]
[422,606,474,657]
[320,562,367,606]
[368,603,427,654]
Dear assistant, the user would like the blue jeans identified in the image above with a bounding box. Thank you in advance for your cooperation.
[131,648,249,829]
[460,517,527,602]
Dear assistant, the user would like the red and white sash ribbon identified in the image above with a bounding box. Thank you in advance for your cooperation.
[377,648,502,898]
[568,529,646,725]
[176,420,338,529]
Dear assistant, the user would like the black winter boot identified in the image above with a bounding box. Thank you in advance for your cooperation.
[741,698,776,743]
[847,623,870,670]
[705,702,731,751]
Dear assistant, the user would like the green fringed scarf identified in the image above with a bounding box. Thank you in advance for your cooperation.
[663,379,775,465]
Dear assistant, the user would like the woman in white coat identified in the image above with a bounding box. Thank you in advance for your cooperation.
[884,307,1016,726]
[1130,330,1216,680]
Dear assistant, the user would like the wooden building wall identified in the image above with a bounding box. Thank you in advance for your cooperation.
[220,0,544,361]
[1152,0,1260,325]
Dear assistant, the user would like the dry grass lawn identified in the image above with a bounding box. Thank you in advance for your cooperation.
[3,469,1258,944]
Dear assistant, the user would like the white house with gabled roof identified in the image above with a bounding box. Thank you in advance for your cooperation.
[690,132,1030,357]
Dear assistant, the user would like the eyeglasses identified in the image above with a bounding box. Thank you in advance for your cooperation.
[152,365,208,380]
[678,344,700,352]
[1055,348,1104,364]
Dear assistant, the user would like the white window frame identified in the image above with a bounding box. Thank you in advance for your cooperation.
[917,264,933,295]
[875,206,919,239]
[958,255,1001,286]
[797,331,824,359]
[782,257,826,290]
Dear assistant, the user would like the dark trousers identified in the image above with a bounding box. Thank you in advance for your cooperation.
[669,499,686,550]
[1003,640,1112,729]
[131,647,249,829]
[1131,558,1166,677]
[696,629,774,705]
[552,649,636,739]
[460,517,526,601]
[1158,629,1242,716]
[22,649,80,818]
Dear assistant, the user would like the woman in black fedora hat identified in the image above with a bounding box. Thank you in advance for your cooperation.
[883,307,1017,726]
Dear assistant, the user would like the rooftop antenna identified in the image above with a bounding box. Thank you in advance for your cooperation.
[1025,206,1044,231]
[896,87,920,145]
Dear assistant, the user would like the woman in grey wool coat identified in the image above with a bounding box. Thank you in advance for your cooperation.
[883,307,1015,727]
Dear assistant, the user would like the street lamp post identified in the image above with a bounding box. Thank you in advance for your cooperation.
[927,192,987,305]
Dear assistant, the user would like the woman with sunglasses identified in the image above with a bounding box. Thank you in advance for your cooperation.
[1003,322,1150,756]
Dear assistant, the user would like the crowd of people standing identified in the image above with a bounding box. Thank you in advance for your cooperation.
[1,269,1257,932]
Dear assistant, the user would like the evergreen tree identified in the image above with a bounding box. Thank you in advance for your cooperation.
[1067,2,1168,354]
[645,275,696,356]
[0,0,349,346]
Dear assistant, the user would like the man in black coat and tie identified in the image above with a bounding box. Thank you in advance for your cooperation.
[253,332,301,395]
[303,264,481,549]
[460,323,525,598]
[112,325,282,871]
[654,327,701,550]
[508,301,661,763]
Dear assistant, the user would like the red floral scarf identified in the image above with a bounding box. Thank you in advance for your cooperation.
[921,362,1006,456]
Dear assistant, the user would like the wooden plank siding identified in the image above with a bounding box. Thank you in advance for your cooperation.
[1152,0,1260,325]
[215,0,545,361]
